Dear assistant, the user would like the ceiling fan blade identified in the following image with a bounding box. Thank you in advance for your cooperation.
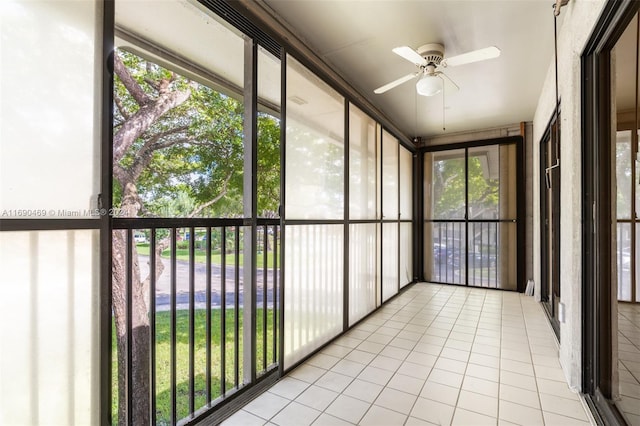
[392,46,427,66]
[442,46,501,67]
[374,72,418,94]
[438,72,459,92]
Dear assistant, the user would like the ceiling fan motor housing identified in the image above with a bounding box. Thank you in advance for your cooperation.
[417,43,444,65]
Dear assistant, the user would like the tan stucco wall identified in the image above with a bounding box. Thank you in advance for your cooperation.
[531,0,607,392]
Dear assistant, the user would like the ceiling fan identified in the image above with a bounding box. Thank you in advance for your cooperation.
[374,43,501,96]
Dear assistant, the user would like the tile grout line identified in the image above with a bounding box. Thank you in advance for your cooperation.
[520,294,548,426]
[617,302,640,423]
[444,291,503,421]
[521,295,591,424]
[449,288,487,421]
[400,284,450,425]
[224,285,595,426]
[495,291,504,426]
[347,290,415,424]
[338,285,440,424]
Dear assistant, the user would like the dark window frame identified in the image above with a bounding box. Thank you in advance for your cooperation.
[540,108,562,339]
[581,1,639,424]
[419,135,525,292]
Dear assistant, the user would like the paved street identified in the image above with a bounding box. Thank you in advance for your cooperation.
[137,255,277,310]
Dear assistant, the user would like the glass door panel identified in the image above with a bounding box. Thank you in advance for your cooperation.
[616,131,633,220]
[615,130,638,302]
[617,222,632,301]
[428,149,466,220]
[615,130,638,303]
[382,222,399,301]
[467,222,498,287]
[430,221,466,285]
[424,144,518,289]
[382,131,399,220]
[468,146,500,220]
[499,223,518,291]
[467,222,517,290]
[636,223,640,300]
[541,116,561,335]
[399,146,413,220]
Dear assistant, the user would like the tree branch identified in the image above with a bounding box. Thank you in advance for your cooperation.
[471,186,498,205]
[153,137,196,151]
[114,53,151,106]
[143,125,190,147]
[188,172,234,218]
[115,125,194,189]
[143,77,160,92]
[442,174,459,188]
[114,94,132,121]
[125,128,192,183]
[113,88,191,164]
[113,163,132,188]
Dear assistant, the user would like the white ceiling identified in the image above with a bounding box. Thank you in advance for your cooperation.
[262,0,561,139]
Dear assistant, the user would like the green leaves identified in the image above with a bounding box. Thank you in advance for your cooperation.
[433,154,498,218]
[113,48,280,218]
[257,113,281,215]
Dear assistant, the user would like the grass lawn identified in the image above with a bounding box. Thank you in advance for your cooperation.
[136,244,279,269]
[112,308,276,425]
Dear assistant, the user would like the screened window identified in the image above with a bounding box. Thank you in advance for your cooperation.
[349,105,378,220]
[285,57,344,220]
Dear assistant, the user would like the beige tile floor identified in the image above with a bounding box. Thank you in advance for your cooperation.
[223,283,593,426]
[618,302,640,425]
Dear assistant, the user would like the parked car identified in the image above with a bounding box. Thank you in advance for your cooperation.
[134,233,147,244]
[433,243,448,263]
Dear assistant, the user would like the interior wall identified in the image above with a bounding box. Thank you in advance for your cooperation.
[531,0,607,391]
[420,123,523,147]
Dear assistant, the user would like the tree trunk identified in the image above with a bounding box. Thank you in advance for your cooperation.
[112,181,149,425]
[112,229,150,426]
[111,182,170,425]
[110,55,190,424]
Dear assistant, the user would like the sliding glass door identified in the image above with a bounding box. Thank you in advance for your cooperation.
[424,148,467,285]
[423,139,521,290]
[616,129,639,303]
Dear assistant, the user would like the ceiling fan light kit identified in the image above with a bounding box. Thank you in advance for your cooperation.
[416,74,443,96]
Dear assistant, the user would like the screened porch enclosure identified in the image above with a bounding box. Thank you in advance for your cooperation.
[107,1,416,423]
[282,56,414,370]
[0,1,525,425]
